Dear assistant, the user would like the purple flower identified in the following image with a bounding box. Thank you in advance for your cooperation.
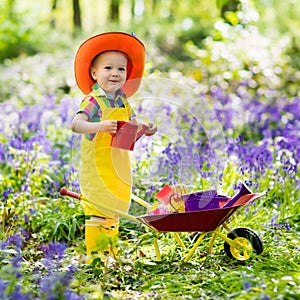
[2,187,13,200]
[7,234,24,248]
[243,281,251,290]
[9,135,23,150]
[259,295,271,300]
[41,242,67,259]
[39,277,59,299]
[0,143,5,161]
[0,279,9,298]
[0,240,9,250]
[64,291,84,300]
[23,213,29,223]
[10,255,22,268]
[29,208,36,215]
[285,221,291,231]
[10,284,31,300]
[38,263,79,300]
[21,228,30,239]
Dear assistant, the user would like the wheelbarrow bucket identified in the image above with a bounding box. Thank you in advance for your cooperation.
[154,182,254,213]
[137,191,263,232]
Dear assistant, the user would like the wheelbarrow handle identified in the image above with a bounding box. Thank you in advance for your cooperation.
[59,187,143,224]
[59,188,149,209]
[59,187,81,200]
[131,194,150,208]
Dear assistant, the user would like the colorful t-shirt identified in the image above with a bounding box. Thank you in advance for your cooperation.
[77,83,136,140]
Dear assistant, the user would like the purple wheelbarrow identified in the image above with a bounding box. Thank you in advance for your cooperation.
[60,182,265,262]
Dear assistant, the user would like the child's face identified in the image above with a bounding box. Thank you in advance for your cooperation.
[90,51,128,97]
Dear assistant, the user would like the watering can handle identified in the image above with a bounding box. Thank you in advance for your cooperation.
[60,187,81,200]
[169,193,183,213]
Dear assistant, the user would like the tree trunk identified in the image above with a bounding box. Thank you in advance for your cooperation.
[50,0,57,28]
[130,0,135,20]
[109,0,120,22]
[73,0,82,31]
[6,0,16,19]
[152,0,159,15]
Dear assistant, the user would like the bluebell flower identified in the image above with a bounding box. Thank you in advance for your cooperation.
[9,135,23,150]
[0,240,9,250]
[243,281,251,290]
[285,221,291,231]
[64,291,85,300]
[2,187,13,199]
[52,148,61,161]
[29,208,36,215]
[21,228,30,239]
[22,183,29,192]
[0,279,8,298]
[0,143,5,161]
[42,241,67,259]
[10,284,31,300]
[39,277,58,299]
[7,234,24,248]
[23,213,29,223]
[10,255,22,268]
[259,295,271,300]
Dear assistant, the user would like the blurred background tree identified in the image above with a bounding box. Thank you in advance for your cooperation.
[1,0,300,72]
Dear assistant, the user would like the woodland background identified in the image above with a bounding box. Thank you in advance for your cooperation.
[0,0,299,299]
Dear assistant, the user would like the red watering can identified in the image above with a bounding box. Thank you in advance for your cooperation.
[111,121,148,151]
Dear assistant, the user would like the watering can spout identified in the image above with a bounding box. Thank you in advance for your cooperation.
[223,182,252,208]
[135,124,149,141]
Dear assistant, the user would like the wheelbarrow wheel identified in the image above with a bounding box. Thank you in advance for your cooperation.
[224,227,263,261]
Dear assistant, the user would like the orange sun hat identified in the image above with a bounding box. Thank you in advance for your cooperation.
[74,32,146,97]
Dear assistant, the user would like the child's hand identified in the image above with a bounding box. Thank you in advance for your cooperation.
[99,120,118,134]
[144,122,157,136]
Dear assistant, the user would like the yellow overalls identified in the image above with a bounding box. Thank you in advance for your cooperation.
[79,91,132,258]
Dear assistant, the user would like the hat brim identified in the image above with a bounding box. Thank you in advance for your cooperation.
[74,32,146,97]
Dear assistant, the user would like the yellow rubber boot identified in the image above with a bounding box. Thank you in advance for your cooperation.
[85,216,119,263]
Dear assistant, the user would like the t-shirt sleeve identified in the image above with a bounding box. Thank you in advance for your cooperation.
[77,96,101,120]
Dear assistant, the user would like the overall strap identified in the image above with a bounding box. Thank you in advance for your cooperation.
[119,95,131,110]
[89,91,130,111]
[89,91,107,112]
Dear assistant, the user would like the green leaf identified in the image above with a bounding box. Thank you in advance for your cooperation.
[216,0,232,9]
